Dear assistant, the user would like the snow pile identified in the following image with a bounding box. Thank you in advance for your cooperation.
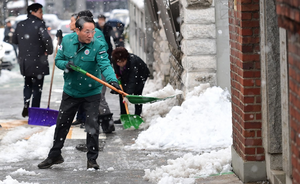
[0,175,38,184]
[138,84,183,129]
[0,70,22,84]
[131,84,232,151]
[144,147,232,183]
[10,168,39,176]
[0,126,55,163]
[1,126,44,144]
[129,83,233,183]
[142,72,164,95]
[144,83,182,98]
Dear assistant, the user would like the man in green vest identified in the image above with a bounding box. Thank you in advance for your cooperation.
[38,16,121,170]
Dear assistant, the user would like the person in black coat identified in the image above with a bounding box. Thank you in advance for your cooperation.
[95,14,113,60]
[3,20,18,57]
[112,47,150,123]
[12,3,53,117]
[3,21,14,44]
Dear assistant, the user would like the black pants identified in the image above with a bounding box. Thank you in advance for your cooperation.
[76,105,86,122]
[76,76,110,121]
[24,76,44,107]
[119,84,144,116]
[48,92,101,160]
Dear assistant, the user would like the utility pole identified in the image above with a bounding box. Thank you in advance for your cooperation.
[25,0,28,12]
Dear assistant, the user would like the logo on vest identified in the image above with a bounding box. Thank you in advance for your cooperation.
[84,49,90,55]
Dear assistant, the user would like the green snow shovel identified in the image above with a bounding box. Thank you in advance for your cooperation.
[118,80,144,129]
[69,65,175,104]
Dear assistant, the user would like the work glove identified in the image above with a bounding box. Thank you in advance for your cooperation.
[110,81,122,94]
[66,61,75,72]
[56,29,63,45]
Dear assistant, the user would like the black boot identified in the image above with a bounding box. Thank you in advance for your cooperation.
[114,119,122,124]
[22,102,29,117]
[87,159,99,170]
[38,155,64,169]
[99,113,115,133]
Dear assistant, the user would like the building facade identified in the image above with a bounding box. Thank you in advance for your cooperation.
[229,0,300,183]
[129,0,230,97]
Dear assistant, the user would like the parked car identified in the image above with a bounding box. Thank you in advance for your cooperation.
[50,20,73,47]
[109,9,129,27]
[43,14,61,31]
[0,41,18,71]
[51,20,73,36]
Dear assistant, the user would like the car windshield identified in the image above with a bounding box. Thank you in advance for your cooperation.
[58,21,73,34]
[60,24,72,33]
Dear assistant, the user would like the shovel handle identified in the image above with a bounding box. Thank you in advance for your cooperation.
[47,42,59,109]
[70,65,129,97]
[118,82,130,115]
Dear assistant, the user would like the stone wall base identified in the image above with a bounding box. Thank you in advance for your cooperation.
[231,146,267,183]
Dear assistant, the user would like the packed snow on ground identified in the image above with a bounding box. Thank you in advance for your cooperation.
[144,147,231,184]
[0,175,38,184]
[10,168,39,176]
[0,126,54,163]
[0,126,53,183]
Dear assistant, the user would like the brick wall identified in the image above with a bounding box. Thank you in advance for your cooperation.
[276,1,300,183]
[276,0,300,34]
[229,0,264,161]
[288,32,300,184]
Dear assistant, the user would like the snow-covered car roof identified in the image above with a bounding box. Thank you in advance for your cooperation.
[15,14,27,23]
[14,14,61,30]
[7,0,34,9]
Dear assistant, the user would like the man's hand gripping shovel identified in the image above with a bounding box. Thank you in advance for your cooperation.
[69,65,144,129]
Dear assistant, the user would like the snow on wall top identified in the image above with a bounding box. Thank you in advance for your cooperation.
[130,0,144,9]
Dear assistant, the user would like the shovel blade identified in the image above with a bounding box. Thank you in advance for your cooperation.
[126,95,175,104]
[28,107,58,126]
[120,114,144,129]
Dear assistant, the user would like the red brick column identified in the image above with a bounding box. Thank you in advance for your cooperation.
[229,0,264,162]
[277,1,300,183]
[287,33,300,184]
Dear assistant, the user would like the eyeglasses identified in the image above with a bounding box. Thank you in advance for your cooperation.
[83,30,95,35]
[117,59,126,63]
